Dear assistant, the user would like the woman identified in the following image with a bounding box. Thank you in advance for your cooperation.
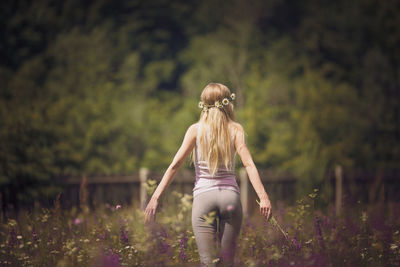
[145,83,271,266]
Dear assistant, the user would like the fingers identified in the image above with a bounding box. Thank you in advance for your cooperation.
[265,208,271,220]
[144,212,154,223]
[259,205,271,220]
[144,207,156,223]
[144,199,158,223]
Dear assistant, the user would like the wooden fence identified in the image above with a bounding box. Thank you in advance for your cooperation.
[62,166,400,216]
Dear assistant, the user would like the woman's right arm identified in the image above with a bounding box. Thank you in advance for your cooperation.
[234,123,271,220]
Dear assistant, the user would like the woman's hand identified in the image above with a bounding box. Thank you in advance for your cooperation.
[144,198,158,223]
[259,197,272,221]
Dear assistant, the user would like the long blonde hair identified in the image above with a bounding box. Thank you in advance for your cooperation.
[196,83,235,176]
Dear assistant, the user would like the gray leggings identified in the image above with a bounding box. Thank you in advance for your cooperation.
[192,189,242,267]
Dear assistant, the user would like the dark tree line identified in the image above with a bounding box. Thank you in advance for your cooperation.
[0,0,399,209]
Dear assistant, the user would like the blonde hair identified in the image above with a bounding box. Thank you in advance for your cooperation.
[196,83,235,176]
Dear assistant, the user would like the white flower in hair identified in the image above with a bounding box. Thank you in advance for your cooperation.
[202,106,208,112]
[215,101,223,108]
[222,98,229,105]
[198,101,204,109]
[230,93,236,100]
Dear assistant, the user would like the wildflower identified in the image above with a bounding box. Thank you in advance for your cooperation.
[222,98,229,105]
[155,227,171,254]
[120,228,129,245]
[100,251,120,267]
[230,93,236,100]
[314,215,326,250]
[119,219,129,245]
[73,218,83,225]
[179,232,188,262]
[116,205,122,210]
[322,215,331,227]
[198,101,204,108]
[226,204,235,212]
[215,101,223,108]
[292,238,301,250]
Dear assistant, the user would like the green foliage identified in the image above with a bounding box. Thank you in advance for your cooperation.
[144,179,157,197]
[1,0,399,206]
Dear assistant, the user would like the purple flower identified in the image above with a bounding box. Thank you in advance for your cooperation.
[179,233,188,262]
[100,251,120,267]
[120,228,129,245]
[118,218,129,245]
[322,215,331,227]
[314,215,326,250]
[292,238,301,250]
[158,238,171,254]
[157,228,171,254]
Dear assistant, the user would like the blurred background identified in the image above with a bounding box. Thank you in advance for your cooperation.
[0,0,399,213]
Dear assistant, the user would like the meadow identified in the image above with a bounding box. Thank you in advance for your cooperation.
[1,188,399,267]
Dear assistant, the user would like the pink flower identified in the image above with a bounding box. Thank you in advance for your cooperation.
[116,205,122,210]
[226,205,235,212]
[73,218,83,225]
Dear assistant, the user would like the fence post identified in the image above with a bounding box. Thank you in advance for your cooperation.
[140,167,149,210]
[79,175,88,210]
[335,165,343,216]
[240,168,249,217]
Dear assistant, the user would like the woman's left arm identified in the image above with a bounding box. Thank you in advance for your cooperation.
[144,123,197,222]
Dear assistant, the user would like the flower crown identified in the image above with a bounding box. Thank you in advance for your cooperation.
[198,93,236,112]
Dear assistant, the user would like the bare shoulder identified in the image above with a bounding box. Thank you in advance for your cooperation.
[230,121,245,134]
[186,123,199,137]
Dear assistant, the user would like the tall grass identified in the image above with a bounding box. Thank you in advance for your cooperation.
[1,189,399,266]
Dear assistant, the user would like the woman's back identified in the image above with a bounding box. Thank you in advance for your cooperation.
[193,122,240,197]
